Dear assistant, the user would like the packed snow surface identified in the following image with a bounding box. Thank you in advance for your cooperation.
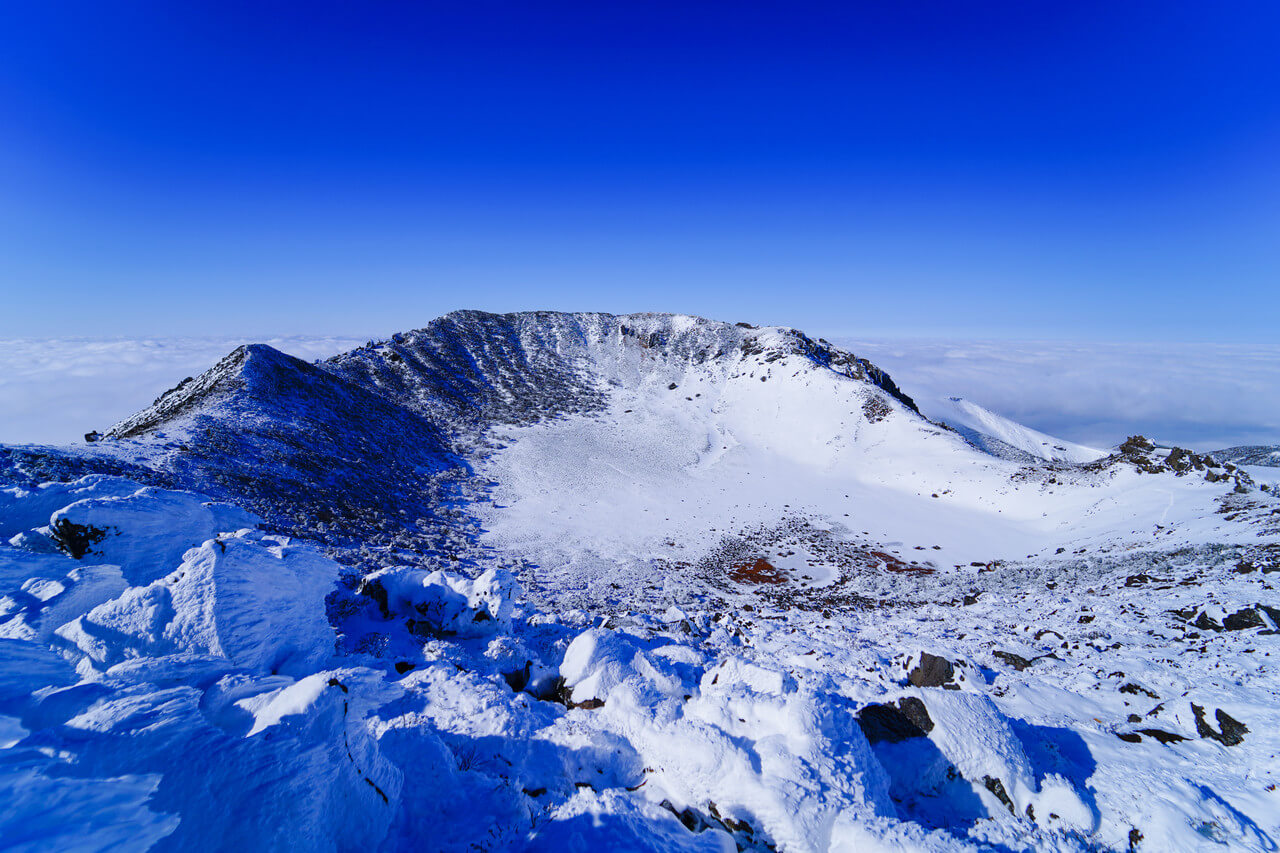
[2,311,1279,852]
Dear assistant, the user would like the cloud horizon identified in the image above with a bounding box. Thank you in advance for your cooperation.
[1,333,1276,454]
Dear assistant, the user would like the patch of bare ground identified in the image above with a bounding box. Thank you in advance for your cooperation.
[729,557,788,584]
[696,516,939,610]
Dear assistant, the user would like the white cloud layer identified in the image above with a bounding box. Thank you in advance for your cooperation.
[0,336,364,446]
[837,338,1280,452]
[1,335,1276,453]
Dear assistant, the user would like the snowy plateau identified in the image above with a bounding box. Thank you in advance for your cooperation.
[2,310,1279,853]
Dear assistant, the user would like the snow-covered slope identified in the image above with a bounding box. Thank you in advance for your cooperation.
[2,311,1278,852]
[929,397,1107,464]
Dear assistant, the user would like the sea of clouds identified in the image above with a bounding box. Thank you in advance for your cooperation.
[839,338,1280,452]
[0,336,365,446]
[0,335,1276,453]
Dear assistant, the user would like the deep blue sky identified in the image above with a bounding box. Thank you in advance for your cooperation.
[2,1,1278,340]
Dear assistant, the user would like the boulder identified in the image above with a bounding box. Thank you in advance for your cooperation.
[856,697,933,744]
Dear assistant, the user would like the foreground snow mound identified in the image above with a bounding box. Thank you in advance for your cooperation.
[57,529,338,677]
[1,474,258,584]
[360,566,519,638]
[0,474,140,539]
[3,466,1280,851]
[0,478,405,852]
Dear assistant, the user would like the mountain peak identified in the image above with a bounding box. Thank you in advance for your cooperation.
[107,343,311,439]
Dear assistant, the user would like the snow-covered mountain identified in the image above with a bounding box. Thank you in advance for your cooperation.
[2,311,1278,852]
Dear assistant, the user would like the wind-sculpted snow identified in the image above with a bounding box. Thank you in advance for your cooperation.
[2,311,1280,851]
[358,565,520,638]
[0,479,400,851]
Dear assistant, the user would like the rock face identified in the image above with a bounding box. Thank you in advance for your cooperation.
[1112,436,1256,491]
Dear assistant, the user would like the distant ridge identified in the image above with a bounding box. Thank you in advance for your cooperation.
[1210,445,1280,468]
[930,396,1107,464]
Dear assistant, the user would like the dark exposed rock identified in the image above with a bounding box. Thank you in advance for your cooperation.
[660,800,702,832]
[908,653,956,688]
[861,396,892,423]
[982,776,1015,813]
[993,651,1033,671]
[857,697,934,743]
[394,661,415,674]
[48,518,110,560]
[1222,608,1266,631]
[1191,704,1248,746]
[1192,611,1223,632]
[550,680,605,711]
[1138,728,1187,745]
[1119,683,1159,699]
[358,576,392,618]
[1120,436,1155,455]
[706,802,755,837]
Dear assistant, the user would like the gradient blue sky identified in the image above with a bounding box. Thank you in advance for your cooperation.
[2,1,1278,341]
